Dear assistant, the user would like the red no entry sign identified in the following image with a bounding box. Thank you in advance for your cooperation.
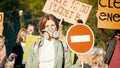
[66,24,94,54]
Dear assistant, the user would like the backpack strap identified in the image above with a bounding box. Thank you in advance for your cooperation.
[34,38,41,47]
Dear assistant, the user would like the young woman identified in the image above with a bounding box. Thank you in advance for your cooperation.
[25,14,64,68]
[9,28,28,68]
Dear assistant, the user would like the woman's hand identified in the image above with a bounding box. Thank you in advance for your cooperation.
[11,53,18,58]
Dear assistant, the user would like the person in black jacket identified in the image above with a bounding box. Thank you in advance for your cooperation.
[9,28,28,68]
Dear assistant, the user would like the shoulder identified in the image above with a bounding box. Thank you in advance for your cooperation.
[34,38,41,47]
[55,39,63,46]
[55,39,63,44]
[29,38,41,50]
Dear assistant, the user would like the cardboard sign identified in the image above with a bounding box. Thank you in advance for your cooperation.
[0,12,4,36]
[42,0,92,24]
[98,0,120,29]
[0,12,4,26]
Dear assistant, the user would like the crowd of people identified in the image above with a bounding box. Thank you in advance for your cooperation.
[0,13,120,68]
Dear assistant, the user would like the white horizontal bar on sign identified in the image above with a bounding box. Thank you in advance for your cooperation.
[70,35,90,43]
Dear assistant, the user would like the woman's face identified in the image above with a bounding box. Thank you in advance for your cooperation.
[45,20,56,30]
[20,31,27,42]
[27,26,34,34]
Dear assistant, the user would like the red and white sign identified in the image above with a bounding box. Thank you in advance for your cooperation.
[42,0,92,24]
[66,24,94,54]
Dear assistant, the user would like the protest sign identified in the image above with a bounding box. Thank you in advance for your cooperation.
[42,0,92,24]
[0,12,4,36]
[0,12,4,26]
[23,35,40,62]
[98,0,120,29]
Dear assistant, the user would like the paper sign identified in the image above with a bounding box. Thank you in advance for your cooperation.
[0,12,4,36]
[97,0,120,29]
[42,0,92,24]
[23,35,40,62]
[0,12,4,26]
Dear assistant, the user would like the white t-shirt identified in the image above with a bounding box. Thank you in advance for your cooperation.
[39,39,55,68]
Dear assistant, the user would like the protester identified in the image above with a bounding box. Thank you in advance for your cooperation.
[25,14,64,68]
[0,36,6,68]
[96,10,120,68]
[104,30,120,68]
[9,28,28,68]
[27,24,35,35]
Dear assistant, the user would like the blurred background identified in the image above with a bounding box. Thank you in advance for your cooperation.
[0,0,114,56]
